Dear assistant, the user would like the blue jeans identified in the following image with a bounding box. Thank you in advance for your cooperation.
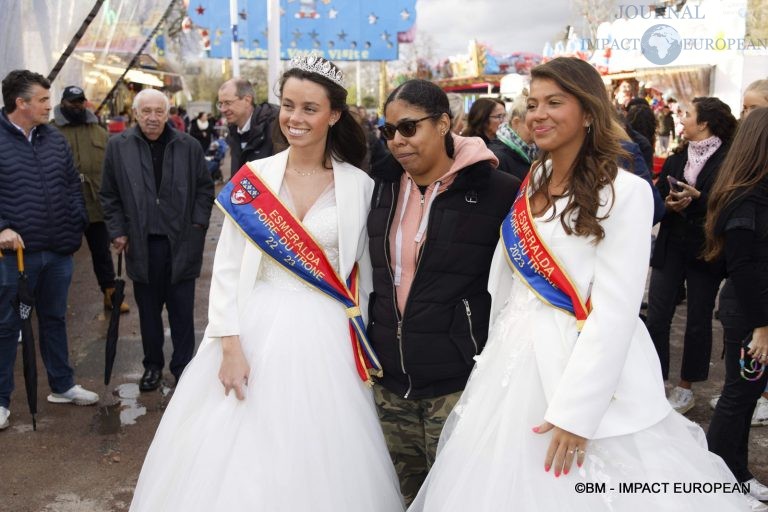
[0,251,75,408]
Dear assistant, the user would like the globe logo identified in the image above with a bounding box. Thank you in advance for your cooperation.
[641,24,683,65]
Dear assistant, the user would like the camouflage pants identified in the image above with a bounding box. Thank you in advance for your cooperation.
[374,385,463,505]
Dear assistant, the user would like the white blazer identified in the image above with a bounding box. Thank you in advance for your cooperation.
[487,168,672,440]
[202,149,374,345]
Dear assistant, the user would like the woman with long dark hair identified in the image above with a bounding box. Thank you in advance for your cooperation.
[645,97,737,414]
[407,57,747,512]
[463,97,506,144]
[705,107,768,511]
[129,55,404,512]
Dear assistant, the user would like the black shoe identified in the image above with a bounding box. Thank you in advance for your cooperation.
[139,369,162,392]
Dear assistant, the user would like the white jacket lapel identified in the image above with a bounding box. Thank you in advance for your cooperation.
[332,162,360,279]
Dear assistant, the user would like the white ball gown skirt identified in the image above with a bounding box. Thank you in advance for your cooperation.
[408,282,750,512]
[129,278,405,512]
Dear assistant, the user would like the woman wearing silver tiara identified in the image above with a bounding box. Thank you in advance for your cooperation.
[129,55,404,512]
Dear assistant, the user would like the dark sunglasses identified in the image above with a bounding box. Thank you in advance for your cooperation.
[379,114,439,140]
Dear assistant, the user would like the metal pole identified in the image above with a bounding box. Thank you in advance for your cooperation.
[229,0,240,78]
[47,0,106,82]
[267,0,280,104]
[356,60,361,106]
[95,0,179,114]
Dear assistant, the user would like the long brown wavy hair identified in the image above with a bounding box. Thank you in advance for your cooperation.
[704,107,768,261]
[529,57,629,241]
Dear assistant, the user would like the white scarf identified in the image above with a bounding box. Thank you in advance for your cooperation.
[684,135,721,186]
[196,118,209,131]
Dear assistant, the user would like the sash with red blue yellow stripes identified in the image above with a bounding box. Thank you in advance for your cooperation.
[216,164,383,384]
[500,173,592,330]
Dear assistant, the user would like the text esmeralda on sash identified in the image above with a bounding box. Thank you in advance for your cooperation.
[216,164,382,384]
[500,173,592,330]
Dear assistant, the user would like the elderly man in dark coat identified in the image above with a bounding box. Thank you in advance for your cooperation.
[100,88,214,392]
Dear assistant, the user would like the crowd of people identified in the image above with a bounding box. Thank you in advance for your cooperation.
[0,56,767,511]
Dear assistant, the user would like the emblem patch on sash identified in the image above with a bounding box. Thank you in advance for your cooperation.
[231,177,260,205]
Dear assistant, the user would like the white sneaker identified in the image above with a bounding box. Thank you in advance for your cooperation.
[744,493,768,512]
[668,386,695,414]
[0,406,9,430]
[748,478,768,501]
[708,395,768,427]
[47,384,99,405]
[752,397,768,427]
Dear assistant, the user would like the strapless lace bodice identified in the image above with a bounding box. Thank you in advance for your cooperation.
[258,182,339,291]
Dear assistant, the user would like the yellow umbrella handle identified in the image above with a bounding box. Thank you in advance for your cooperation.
[16,247,24,273]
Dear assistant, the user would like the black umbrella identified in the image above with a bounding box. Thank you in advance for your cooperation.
[104,252,125,386]
[13,248,37,431]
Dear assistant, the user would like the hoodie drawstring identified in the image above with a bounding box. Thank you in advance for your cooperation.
[393,179,442,286]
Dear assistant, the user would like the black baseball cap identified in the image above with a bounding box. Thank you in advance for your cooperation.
[62,85,86,102]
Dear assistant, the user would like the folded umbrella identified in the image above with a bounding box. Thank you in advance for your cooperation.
[104,252,125,386]
[13,248,37,431]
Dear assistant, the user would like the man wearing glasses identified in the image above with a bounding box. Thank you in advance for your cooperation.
[217,78,279,180]
[100,88,214,392]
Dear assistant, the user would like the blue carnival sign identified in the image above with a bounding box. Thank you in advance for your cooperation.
[188,0,416,61]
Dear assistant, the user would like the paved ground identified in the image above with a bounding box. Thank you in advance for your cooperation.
[1,186,767,511]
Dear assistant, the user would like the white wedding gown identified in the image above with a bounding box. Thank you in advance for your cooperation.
[130,184,404,512]
[409,210,749,511]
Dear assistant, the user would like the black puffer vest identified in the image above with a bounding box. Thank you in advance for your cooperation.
[367,154,519,399]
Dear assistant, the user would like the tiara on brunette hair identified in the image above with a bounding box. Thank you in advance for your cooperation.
[288,53,344,87]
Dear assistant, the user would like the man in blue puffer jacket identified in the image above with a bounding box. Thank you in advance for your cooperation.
[0,70,99,431]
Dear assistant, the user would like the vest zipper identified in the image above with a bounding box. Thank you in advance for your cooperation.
[462,298,479,354]
[385,181,445,399]
[383,184,407,379]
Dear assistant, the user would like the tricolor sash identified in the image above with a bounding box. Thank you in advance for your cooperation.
[216,165,382,384]
[500,174,592,330]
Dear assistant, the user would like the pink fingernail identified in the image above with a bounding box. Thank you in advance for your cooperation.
[564,468,569,475]
[532,426,540,433]
[555,470,560,478]
[544,464,550,472]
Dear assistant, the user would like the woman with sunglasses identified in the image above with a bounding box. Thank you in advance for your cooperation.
[130,55,404,512]
[367,79,519,505]
[407,57,747,512]
[705,107,768,511]
[463,97,506,144]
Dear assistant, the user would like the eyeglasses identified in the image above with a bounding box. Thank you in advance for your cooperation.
[489,113,507,121]
[216,98,241,109]
[379,114,439,140]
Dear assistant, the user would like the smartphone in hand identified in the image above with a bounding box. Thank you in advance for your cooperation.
[667,175,684,191]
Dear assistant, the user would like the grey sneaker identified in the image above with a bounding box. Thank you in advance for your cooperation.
[47,385,99,405]
[668,386,695,414]
[0,406,9,430]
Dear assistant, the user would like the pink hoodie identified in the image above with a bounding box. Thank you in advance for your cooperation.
[390,135,499,313]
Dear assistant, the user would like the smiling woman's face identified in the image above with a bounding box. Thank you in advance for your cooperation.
[525,77,588,156]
